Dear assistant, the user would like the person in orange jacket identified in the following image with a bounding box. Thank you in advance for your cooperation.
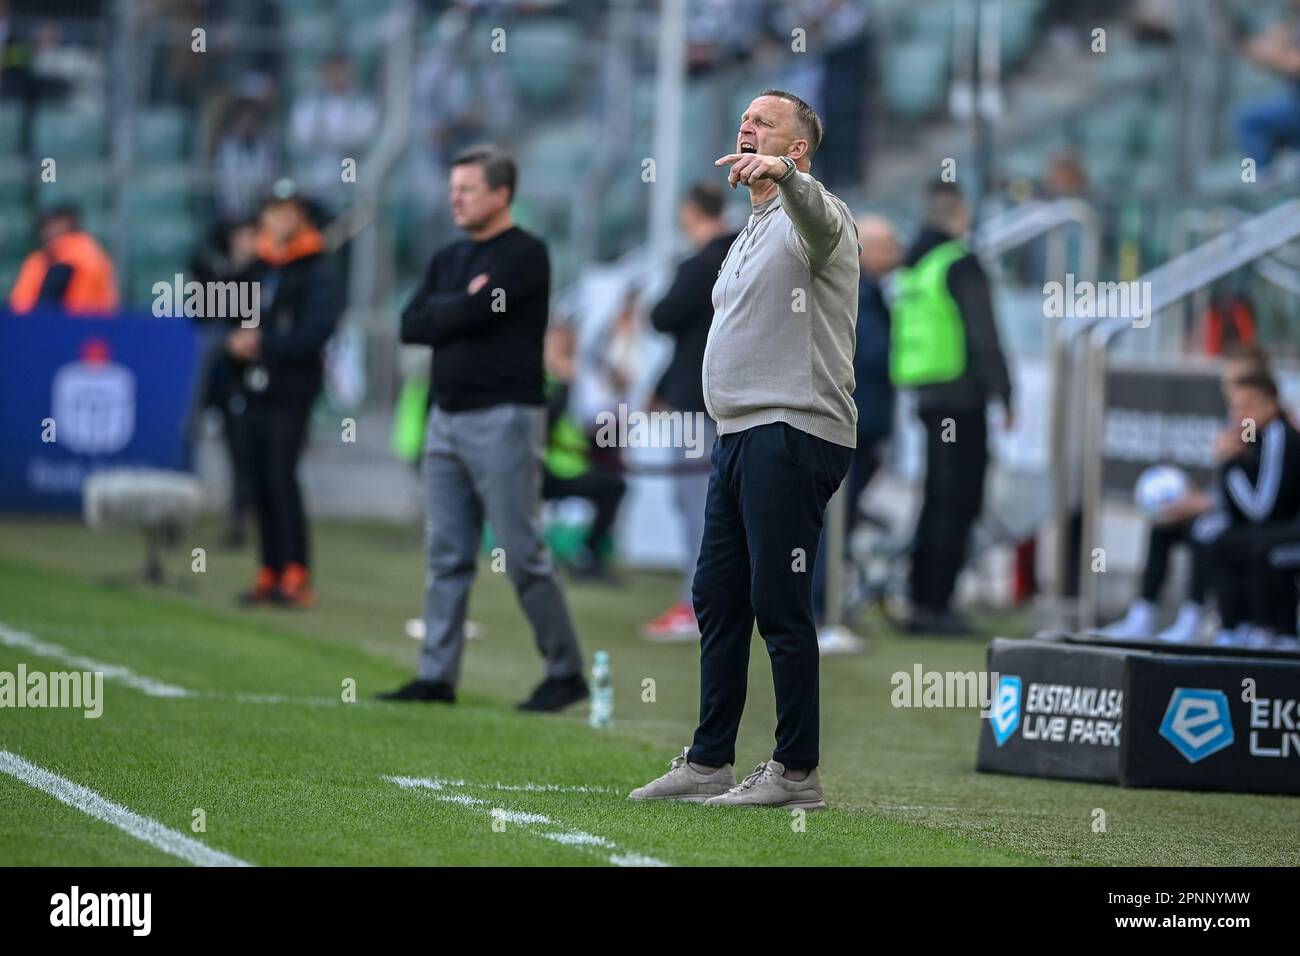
[230,181,340,609]
[9,206,120,316]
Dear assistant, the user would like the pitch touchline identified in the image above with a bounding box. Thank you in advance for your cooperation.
[0,750,251,867]
[0,621,364,707]
[0,622,192,698]
[385,775,669,867]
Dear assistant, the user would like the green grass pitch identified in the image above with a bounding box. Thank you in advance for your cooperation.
[0,516,1295,866]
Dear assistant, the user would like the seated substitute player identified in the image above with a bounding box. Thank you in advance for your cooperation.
[1100,344,1271,642]
[1208,370,1300,649]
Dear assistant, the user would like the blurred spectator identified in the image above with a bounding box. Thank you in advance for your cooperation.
[542,322,626,583]
[641,181,736,640]
[189,218,261,548]
[29,20,101,114]
[892,181,1012,636]
[1235,1,1300,174]
[414,8,516,174]
[212,96,279,222]
[230,183,340,609]
[769,0,874,189]
[288,52,379,208]
[814,213,898,653]
[1019,149,1090,284]
[9,205,119,315]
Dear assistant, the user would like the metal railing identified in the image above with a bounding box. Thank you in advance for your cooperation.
[972,199,1101,623]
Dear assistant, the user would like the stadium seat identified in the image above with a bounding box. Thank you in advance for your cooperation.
[505,20,584,105]
[883,39,949,119]
[135,108,191,164]
[33,107,106,160]
[999,0,1042,68]
[519,123,597,181]
[0,200,32,259]
[0,103,21,156]
[36,174,109,217]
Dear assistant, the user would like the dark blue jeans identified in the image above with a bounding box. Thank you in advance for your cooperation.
[688,422,853,770]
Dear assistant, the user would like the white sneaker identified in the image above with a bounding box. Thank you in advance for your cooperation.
[1097,600,1156,640]
[1155,603,1204,645]
[405,618,482,640]
[817,625,867,656]
[1212,629,1239,648]
[1271,634,1300,652]
[1245,627,1276,650]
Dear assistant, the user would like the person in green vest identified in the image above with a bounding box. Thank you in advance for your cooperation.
[892,180,1013,636]
[541,323,627,583]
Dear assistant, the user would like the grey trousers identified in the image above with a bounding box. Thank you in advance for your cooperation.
[419,402,584,685]
[673,413,717,605]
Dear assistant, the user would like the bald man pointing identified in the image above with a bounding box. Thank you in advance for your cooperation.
[630,90,859,809]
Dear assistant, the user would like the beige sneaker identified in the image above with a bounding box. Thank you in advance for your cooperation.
[628,747,735,802]
[703,760,826,809]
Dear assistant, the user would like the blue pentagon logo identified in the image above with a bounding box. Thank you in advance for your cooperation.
[1159,688,1234,763]
[991,674,1022,747]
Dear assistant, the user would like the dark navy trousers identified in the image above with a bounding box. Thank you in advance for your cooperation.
[688,422,853,770]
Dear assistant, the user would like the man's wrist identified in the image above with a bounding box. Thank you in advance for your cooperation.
[775,156,797,183]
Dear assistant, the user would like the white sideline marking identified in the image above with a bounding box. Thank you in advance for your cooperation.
[0,621,357,708]
[0,750,251,867]
[0,622,193,698]
[388,775,618,795]
[386,775,670,867]
[542,831,614,848]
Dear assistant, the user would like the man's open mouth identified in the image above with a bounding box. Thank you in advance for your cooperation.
[739,142,757,153]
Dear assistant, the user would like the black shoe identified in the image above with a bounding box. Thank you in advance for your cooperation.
[517,674,589,712]
[903,606,940,635]
[907,606,976,637]
[563,547,621,585]
[934,609,977,637]
[375,679,456,703]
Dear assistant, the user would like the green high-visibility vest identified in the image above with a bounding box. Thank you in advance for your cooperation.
[890,239,968,386]
[546,415,589,480]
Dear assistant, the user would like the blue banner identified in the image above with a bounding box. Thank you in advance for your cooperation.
[0,309,200,512]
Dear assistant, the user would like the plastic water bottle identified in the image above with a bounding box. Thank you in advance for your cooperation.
[589,651,613,728]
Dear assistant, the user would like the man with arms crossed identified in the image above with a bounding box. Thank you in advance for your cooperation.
[379,145,588,712]
[630,90,859,808]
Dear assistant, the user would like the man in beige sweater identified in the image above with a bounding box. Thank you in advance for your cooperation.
[630,90,860,809]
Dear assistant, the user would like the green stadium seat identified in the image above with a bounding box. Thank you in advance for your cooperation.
[506,20,584,106]
[129,217,198,263]
[35,174,109,216]
[33,107,106,160]
[898,3,953,41]
[519,123,595,180]
[999,0,1041,68]
[0,201,32,258]
[883,39,949,119]
[136,108,190,164]
[0,103,21,156]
